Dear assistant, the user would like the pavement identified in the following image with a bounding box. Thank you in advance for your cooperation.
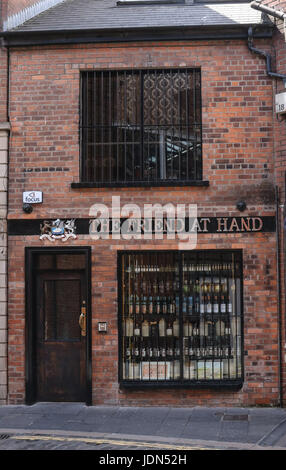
[0,403,286,451]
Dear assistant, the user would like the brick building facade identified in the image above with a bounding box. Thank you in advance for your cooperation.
[1,0,286,407]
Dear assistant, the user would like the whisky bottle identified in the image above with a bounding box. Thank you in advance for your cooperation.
[167,337,174,357]
[188,295,193,315]
[182,295,187,315]
[221,280,227,294]
[183,279,189,294]
[153,280,158,295]
[175,340,180,357]
[216,319,225,336]
[192,327,200,356]
[189,337,194,357]
[172,278,177,291]
[225,324,231,348]
[220,295,226,314]
[194,292,200,314]
[227,295,232,314]
[135,295,140,315]
[142,320,150,337]
[159,279,164,294]
[166,322,173,336]
[200,295,205,315]
[202,280,207,294]
[184,320,193,336]
[134,277,139,293]
[126,343,131,358]
[134,338,140,358]
[173,318,180,337]
[150,321,158,338]
[199,320,207,338]
[213,295,219,314]
[125,317,134,337]
[166,278,171,293]
[169,298,175,314]
[161,346,166,358]
[162,297,167,314]
[167,296,172,314]
[142,277,147,294]
[148,296,153,314]
[184,337,189,356]
[142,296,147,315]
[156,296,161,314]
[155,345,161,358]
[159,317,166,337]
[206,295,212,314]
[129,295,134,315]
[134,322,141,336]
[148,339,153,358]
[175,295,180,314]
[194,279,200,293]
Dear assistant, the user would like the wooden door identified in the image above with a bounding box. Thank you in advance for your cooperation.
[35,270,87,402]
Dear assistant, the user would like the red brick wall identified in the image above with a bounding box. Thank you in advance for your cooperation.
[7,39,280,406]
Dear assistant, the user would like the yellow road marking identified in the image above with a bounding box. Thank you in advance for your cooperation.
[12,434,212,450]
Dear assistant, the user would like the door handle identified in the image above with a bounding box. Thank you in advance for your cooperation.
[79,300,87,337]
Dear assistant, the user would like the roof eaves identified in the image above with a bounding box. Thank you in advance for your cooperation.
[1,23,273,46]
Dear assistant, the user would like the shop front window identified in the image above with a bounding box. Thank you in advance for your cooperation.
[119,251,243,387]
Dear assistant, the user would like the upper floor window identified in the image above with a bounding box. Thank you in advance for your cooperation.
[80,69,202,186]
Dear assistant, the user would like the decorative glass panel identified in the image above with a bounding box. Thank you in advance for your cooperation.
[81,69,202,184]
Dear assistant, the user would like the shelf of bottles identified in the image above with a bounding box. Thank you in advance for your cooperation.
[120,251,242,383]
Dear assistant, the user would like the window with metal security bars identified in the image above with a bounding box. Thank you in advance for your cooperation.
[80,69,202,186]
[118,251,243,388]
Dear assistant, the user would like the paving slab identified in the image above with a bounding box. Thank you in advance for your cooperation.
[0,403,286,449]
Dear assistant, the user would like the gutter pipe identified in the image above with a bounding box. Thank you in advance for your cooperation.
[247,26,286,83]
[276,185,283,408]
[250,0,286,20]
[250,0,285,407]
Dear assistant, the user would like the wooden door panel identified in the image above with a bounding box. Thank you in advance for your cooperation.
[36,271,86,402]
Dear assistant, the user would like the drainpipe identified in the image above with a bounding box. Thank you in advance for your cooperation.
[250,1,286,21]
[247,27,286,84]
[249,2,286,406]
[276,185,283,408]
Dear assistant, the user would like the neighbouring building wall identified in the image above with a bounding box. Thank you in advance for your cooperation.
[0,0,57,406]
[1,0,65,30]
[0,29,8,404]
[1,0,44,26]
[0,122,8,405]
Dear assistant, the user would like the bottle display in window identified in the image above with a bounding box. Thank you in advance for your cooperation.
[121,252,242,383]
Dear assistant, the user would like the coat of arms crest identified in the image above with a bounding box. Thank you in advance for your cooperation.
[40,219,77,242]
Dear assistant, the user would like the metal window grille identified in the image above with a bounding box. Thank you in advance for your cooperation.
[80,69,202,185]
[119,251,243,386]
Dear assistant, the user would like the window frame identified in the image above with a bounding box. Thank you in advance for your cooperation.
[78,68,207,188]
[118,249,244,390]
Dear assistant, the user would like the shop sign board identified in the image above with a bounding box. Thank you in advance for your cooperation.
[23,191,43,204]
